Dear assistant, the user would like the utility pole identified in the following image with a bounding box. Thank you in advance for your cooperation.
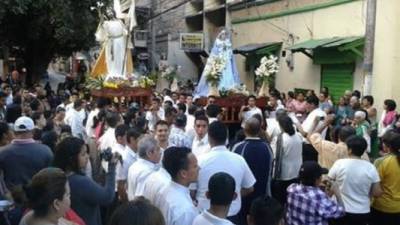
[362,0,377,96]
[150,0,157,71]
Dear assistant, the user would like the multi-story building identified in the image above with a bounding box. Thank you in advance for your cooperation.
[228,0,400,114]
[145,0,231,81]
[142,0,399,112]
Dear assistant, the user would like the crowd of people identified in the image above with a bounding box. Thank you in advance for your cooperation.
[0,73,399,225]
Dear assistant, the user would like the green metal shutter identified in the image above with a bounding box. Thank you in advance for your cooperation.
[321,64,354,103]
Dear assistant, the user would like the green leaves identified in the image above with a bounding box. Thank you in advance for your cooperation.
[0,0,112,82]
[0,0,111,56]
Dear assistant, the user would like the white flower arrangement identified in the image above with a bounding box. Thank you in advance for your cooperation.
[230,84,250,96]
[138,76,155,88]
[205,55,226,86]
[160,66,177,82]
[255,55,279,82]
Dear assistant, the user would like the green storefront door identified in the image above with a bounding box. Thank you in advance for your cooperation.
[321,64,354,103]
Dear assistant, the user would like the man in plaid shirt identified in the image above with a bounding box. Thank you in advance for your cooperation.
[286,161,345,225]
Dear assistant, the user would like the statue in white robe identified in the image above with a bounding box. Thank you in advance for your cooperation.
[94,0,137,81]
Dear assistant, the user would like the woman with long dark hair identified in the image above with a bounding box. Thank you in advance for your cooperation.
[53,137,118,225]
[272,115,302,205]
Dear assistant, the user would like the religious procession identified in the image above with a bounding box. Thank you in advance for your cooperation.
[0,0,399,225]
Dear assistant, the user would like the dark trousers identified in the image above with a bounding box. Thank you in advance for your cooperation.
[227,214,240,224]
[370,208,400,225]
[332,212,369,225]
[302,143,318,162]
[271,178,298,206]
[102,193,121,225]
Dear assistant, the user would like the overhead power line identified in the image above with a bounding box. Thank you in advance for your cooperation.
[147,0,191,22]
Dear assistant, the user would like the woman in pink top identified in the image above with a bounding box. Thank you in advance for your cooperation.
[292,92,307,123]
[286,91,296,112]
[383,99,397,127]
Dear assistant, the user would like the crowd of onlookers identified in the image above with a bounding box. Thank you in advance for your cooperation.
[0,71,399,225]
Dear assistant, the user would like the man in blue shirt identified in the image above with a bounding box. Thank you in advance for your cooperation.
[0,116,53,190]
[232,117,274,225]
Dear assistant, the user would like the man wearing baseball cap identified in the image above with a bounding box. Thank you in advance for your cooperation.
[0,116,53,190]
[286,161,345,225]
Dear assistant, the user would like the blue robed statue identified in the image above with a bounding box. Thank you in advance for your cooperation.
[194,29,241,97]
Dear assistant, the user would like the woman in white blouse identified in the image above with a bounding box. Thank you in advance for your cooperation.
[272,115,303,205]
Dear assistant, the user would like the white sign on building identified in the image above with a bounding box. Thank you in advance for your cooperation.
[180,33,204,51]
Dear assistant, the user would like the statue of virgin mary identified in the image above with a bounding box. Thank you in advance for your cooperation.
[194,29,241,97]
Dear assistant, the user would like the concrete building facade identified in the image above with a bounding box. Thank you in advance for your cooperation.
[229,0,400,114]
[144,0,231,82]
[139,0,399,114]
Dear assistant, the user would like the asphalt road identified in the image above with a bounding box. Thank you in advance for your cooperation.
[42,69,66,91]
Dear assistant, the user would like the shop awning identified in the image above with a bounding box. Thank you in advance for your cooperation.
[184,49,209,57]
[287,36,364,59]
[233,42,282,56]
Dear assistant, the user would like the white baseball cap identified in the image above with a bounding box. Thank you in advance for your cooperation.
[14,116,35,132]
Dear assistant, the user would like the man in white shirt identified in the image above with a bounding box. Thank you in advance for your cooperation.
[185,105,197,143]
[193,172,236,225]
[168,114,191,148]
[155,120,170,151]
[300,95,327,161]
[85,98,108,139]
[185,95,194,115]
[146,98,165,132]
[191,115,210,157]
[64,99,86,139]
[266,109,287,153]
[142,165,171,205]
[109,125,126,199]
[301,95,328,137]
[206,104,222,124]
[239,95,262,128]
[127,136,162,200]
[328,135,382,225]
[265,95,285,119]
[116,128,141,201]
[3,84,13,105]
[176,102,186,115]
[65,92,79,113]
[195,121,256,219]
[56,94,70,111]
[156,147,199,225]
[98,112,122,171]
[164,106,178,127]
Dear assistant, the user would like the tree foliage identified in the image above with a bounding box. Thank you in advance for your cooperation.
[0,0,109,83]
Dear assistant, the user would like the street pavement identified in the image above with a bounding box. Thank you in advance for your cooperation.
[42,69,66,91]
